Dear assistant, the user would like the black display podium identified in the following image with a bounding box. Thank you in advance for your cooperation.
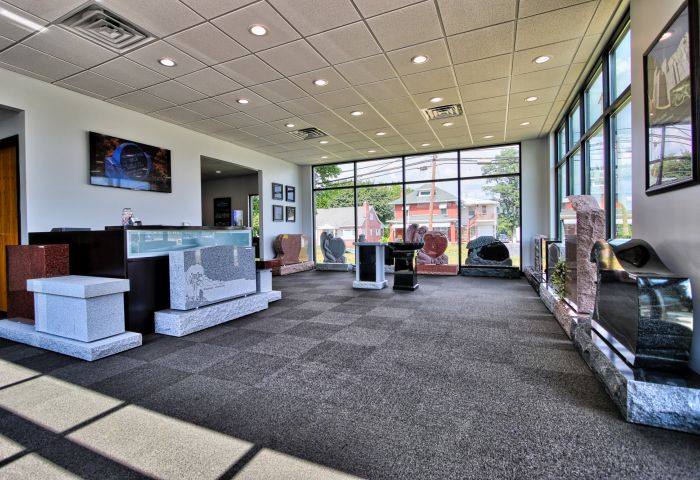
[388,242,423,291]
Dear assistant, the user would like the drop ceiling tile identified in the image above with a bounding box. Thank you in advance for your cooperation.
[333,132,368,142]
[335,54,396,86]
[396,122,430,135]
[507,102,553,120]
[315,88,366,109]
[214,55,283,86]
[239,123,283,137]
[182,98,234,117]
[0,44,81,81]
[573,35,602,63]
[459,78,509,101]
[382,108,425,126]
[268,0,360,36]
[126,41,206,77]
[510,66,568,94]
[402,66,456,94]
[217,88,271,108]
[165,23,248,65]
[258,144,292,154]
[467,110,505,125]
[302,111,354,131]
[250,78,307,103]
[512,38,579,75]
[438,0,516,35]
[518,0,591,18]
[245,104,293,122]
[470,121,505,135]
[109,91,175,114]
[386,38,451,75]
[58,82,110,100]
[432,116,467,129]
[257,40,328,76]
[269,117,312,130]
[184,118,231,133]
[212,1,300,52]
[98,0,204,37]
[289,67,350,94]
[0,1,47,40]
[555,86,574,103]
[373,96,417,115]
[4,0,85,21]
[336,107,389,130]
[367,1,443,51]
[562,63,585,85]
[355,78,406,102]
[215,112,262,128]
[144,81,206,104]
[177,68,242,96]
[448,22,514,64]
[507,115,545,129]
[308,22,381,64]
[264,132,301,144]
[509,86,558,108]
[346,139,380,149]
[57,71,133,98]
[92,58,168,89]
[412,87,460,107]
[464,96,507,115]
[588,0,620,36]
[453,54,512,85]
[179,0,258,19]
[515,2,595,51]
[354,0,424,18]
[24,26,117,68]
[278,97,327,116]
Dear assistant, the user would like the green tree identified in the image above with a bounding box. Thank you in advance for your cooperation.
[482,147,520,239]
[250,195,260,237]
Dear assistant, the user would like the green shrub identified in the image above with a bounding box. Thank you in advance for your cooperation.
[551,260,567,298]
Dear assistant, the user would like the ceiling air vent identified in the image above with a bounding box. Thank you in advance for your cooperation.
[423,104,464,121]
[60,5,154,53]
[288,127,328,140]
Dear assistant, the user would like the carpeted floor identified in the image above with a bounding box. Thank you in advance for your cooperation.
[1,271,699,479]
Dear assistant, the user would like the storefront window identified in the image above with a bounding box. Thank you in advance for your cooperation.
[610,28,632,100]
[586,129,605,210]
[612,101,633,237]
[585,69,604,129]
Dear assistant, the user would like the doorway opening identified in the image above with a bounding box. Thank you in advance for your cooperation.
[0,133,20,316]
[200,156,261,258]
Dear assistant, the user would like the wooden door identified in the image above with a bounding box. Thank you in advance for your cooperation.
[0,144,19,312]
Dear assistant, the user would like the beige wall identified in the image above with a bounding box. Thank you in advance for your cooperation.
[201,173,259,227]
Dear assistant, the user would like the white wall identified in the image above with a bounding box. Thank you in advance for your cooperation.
[631,0,700,372]
[201,173,258,226]
[521,138,551,267]
[0,68,303,259]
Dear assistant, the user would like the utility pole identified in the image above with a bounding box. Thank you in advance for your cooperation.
[428,154,437,230]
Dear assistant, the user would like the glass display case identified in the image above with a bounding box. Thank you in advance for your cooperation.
[126,228,251,258]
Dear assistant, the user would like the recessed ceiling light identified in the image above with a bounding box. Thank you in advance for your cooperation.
[215,170,222,174]
[350,111,363,116]
[237,98,249,105]
[285,123,295,128]
[421,143,431,147]
[368,149,376,153]
[375,131,386,136]
[159,57,176,67]
[533,55,551,64]
[313,79,328,86]
[321,155,329,159]
[319,140,329,144]
[442,122,454,127]
[249,24,268,36]
[429,97,443,103]
[526,96,539,102]
[483,135,494,139]
[411,55,429,64]
[520,121,531,126]
[661,31,673,41]
[0,8,46,32]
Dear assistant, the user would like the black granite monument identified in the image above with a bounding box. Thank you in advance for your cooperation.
[461,236,519,279]
[388,242,423,290]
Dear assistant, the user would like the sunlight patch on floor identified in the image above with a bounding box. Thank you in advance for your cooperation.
[234,449,363,480]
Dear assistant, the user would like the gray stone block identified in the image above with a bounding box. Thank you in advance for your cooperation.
[155,292,270,337]
[27,275,129,298]
[353,280,388,290]
[257,269,272,293]
[170,245,256,311]
[0,320,141,361]
[316,263,354,272]
[266,290,282,302]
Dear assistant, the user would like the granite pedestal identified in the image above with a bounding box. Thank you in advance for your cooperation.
[353,242,388,289]
[417,264,459,275]
[273,261,315,276]
[316,262,354,272]
[257,269,272,293]
[7,244,69,323]
[460,266,520,279]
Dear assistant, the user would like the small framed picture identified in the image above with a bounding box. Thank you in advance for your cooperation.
[272,182,283,200]
[286,185,296,202]
[272,204,284,222]
[286,206,296,222]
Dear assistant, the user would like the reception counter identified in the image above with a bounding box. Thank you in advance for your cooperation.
[29,226,251,333]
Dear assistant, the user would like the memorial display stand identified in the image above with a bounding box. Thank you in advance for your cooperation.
[272,234,314,275]
[389,242,423,291]
[353,242,387,289]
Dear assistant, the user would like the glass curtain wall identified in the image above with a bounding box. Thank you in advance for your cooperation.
[555,18,631,238]
[313,145,521,267]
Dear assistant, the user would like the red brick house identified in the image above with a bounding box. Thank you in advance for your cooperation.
[315,200,384,248]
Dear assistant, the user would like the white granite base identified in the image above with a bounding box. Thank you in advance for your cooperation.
[0,320,142,361]
[539,285,557,313]
[257,269,272,292]
[353,280,388,290]
[266,290,282,302]
[316,263,353,272]
[155,293,270,337]
[34,293,125,342]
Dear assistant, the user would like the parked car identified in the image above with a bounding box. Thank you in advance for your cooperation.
[498,233,510,243]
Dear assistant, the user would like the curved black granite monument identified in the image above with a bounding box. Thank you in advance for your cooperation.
[461,236,519,278]
[591,239,694,370]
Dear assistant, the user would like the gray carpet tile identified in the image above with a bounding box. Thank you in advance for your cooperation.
[1,270,699,480]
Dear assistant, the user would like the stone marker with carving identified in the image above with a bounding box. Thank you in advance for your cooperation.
[405,223,458,275]
[272,234,314,275]
[462,236,519,278]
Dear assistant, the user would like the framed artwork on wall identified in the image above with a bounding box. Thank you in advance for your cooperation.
[286,206,296,222]
[273,204,284,221]
[213,197,232,226]
[644,0,700,195]
[286,185,295,202]
[272,182,283,200]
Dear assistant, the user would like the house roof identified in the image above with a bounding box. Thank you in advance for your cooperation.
[316,206,384,229]
[391,184,456,205]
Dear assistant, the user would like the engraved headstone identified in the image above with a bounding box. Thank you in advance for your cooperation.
[321,232,346,263]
